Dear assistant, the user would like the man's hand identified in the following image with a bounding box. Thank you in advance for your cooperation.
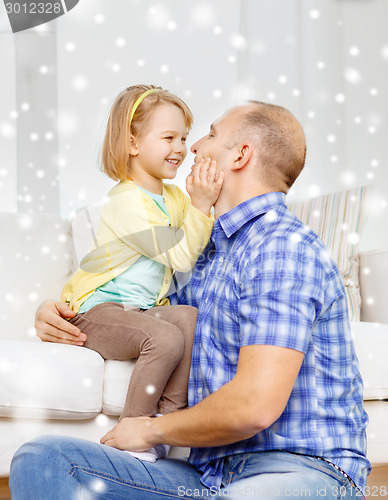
[35,300,86,345]
[186,158,224,216]
[100,417,156,452]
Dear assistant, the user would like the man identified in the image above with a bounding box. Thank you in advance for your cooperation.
[10,101,370,499]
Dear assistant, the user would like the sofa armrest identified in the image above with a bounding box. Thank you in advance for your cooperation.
[0,341,104,419]
[351,322,388,400]
[360,249,388,324]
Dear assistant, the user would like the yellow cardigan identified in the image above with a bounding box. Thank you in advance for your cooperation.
[61,180,214,313]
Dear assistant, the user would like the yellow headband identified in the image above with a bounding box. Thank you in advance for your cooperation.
[129,88,159,127]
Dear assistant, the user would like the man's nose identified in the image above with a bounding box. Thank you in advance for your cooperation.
[190,142,198,154]
[190,136,205,154]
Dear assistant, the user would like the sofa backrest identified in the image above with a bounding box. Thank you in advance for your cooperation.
[70,203,103,270]
[0,212,74,341]
[287,185,373,322]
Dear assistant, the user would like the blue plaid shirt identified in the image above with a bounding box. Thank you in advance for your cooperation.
[170,192,370,494]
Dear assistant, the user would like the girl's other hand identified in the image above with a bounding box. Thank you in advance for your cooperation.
[35,300,87,345]
[186,158,224,215]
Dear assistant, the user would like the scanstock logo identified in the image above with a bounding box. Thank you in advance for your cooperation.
[4,0,79,33]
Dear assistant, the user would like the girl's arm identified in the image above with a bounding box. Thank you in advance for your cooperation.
[81,160,223,274]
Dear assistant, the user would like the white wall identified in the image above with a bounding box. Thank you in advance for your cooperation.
[0,8,17,213]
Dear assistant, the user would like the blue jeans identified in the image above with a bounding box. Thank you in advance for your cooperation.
[10,435,362,499]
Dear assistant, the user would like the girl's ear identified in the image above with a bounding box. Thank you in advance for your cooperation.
[128,134,139,156]
[231,144,252,171]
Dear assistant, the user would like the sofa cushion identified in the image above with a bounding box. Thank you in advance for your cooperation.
[363,400,388,465]
[0,341,104,419]
[102,359,135,416]
[287,185,373,321]
[0,212,74,341]
[101,323,388,413]
[351,322,388,400]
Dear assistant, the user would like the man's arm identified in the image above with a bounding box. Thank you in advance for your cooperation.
[101,238,320,452]
[35,300,86,345]
[100,343,304,451]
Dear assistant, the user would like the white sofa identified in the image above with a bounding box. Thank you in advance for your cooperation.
[1,187,388,477]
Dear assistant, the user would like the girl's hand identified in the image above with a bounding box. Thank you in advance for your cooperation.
[186,158,224,216]
[35,300,87,345]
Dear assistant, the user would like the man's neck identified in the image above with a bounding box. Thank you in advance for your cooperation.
[213,196,229,219]
[214,185,274,219]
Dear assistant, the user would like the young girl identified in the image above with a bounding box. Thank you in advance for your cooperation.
[61,85,223,461]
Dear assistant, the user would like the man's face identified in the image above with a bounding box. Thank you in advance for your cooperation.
[190,107,243,173]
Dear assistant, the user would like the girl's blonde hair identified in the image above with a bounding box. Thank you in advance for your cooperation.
[101,84,193,181]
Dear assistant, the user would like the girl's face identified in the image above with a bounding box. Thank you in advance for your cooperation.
[130,103,188,182]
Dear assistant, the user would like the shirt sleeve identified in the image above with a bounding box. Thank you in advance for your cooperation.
[238,237,324,353]
[168,289,186,305]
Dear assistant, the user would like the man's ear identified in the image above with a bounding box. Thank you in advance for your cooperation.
[128,135,139,156]
[231,144,252,171]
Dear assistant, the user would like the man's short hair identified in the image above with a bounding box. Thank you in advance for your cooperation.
[241,101,306,191]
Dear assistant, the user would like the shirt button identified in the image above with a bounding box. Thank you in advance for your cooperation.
[164,279,168,284]
[198,388,202,394]
[219,256,224,263]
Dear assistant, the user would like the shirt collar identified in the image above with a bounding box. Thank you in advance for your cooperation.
[215,191,287,239]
